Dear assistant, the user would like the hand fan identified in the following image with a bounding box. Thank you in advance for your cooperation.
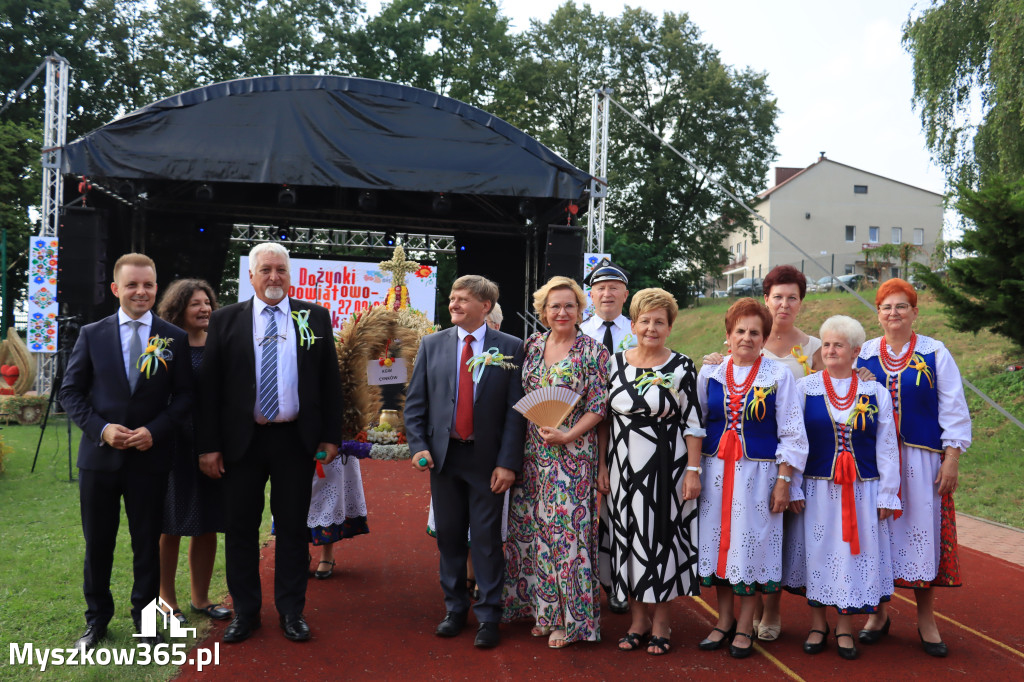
[513,386,582,429]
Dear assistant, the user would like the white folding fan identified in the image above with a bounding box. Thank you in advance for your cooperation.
[513,386,582,429]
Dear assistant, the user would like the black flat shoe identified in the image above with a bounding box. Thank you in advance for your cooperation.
[803,625,830,655]
[191,602,232,621]
[858,616,890,644]
[729,631,754,659]
[474,622,500,648]
[314,560,335,580]
[223,615,261,643]
[699,621,736,651]
[74,624,107,651]
[919,629,948,657]
[435,611,467,638]
[836,632,859,660]
[280,614,311,642]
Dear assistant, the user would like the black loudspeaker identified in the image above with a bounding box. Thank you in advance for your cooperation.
[58,208,108,306]
[543,224,583,282]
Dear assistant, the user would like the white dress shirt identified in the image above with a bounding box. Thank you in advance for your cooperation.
[118,308,153,379]
[451,322,488,438]
[252,296,300,423]
[580,313,635,352]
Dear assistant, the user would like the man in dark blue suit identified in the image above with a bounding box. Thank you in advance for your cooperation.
[60,253,193,650]
[405,275,526,649]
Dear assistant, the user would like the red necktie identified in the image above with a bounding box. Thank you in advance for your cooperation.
[454,334,475,440]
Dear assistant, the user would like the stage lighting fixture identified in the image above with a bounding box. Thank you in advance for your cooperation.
[384,230,396,247]
[358,190,378,212]
[517,198,536,219]
[432,193,452,215]
[115,180,137,201]
[195,183,214,201]
[277,186,297,206]
[277,226,292,241]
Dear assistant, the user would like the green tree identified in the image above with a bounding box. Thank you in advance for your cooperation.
[602,8,778,300]
[915,176,1024,350]
[903,0,1024,187]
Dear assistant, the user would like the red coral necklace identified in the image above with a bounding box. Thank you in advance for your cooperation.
[823,370,858,411]
[879,332,916,374]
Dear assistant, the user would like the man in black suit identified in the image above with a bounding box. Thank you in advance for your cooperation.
[198,243,342,644]
[405,275,526,648]
[60,253,193,650]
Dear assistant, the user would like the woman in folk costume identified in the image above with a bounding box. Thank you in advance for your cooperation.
[855,278,971,657]
[695,298,808,658]
[791,315,900,661]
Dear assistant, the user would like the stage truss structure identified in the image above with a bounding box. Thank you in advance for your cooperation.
[586,88,611,255]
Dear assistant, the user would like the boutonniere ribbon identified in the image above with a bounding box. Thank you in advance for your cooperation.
[291,310,318,349]
[542,359,574,387]
[136,335,174,379]
[791,345,814,376]
[846,394,879,431]
[745,384,775,421]
[466,347,518,383]
[909,353,934,388]
[634,370,677,398]
[617,334,637,352]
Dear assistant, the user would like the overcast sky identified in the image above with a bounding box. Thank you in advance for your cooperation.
[367,0,945,196]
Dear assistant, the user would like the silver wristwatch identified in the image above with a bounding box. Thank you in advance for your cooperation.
[778,474,793,483]
[685,466,702,475]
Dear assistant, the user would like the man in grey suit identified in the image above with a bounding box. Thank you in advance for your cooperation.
[405,275,526,649]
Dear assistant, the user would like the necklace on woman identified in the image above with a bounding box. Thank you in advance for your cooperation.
[823,370,858,411]
[726,355,762,398]
[879,331,917,374]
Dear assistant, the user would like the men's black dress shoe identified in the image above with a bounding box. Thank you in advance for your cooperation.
[474,622,500,649]
[74,624,107,651]
[858,616,890,644]
[919,629,948,657]
[608,595,629,614]
[223,616,261,643]
[191,602,233,621]
[280,614,311,642]
[836,632,859,660]
[435,612,467,638]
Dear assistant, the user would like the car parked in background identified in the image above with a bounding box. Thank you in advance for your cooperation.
[810,275,838,293]
[835,273,879,291]
[727,277,763,297]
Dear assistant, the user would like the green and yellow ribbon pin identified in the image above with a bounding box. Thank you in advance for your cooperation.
[466,347,518,383]
[634,370,677,398]
[909,353,934,388]
[846,394,879,431]
[291,310,318,349]
[136,335,174,379]
[542,359,574,387]
[745,384,775,421]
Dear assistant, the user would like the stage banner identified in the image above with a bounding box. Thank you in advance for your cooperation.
[238,256,437,331]
[582,252,610,321]
[27,235,60,353]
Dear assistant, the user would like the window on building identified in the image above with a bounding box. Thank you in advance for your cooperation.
[759,225,763,241]
[891,227,902,244]
[845,225,856,242]
[891,267,900,278]
[869,226,879,243]
[844,264,855,274]
[854,185,868,194]
[913,228,925,245]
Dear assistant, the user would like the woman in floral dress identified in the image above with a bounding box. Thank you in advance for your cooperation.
[503,276,610,649]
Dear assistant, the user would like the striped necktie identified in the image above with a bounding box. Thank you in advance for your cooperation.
[259,306,280,422]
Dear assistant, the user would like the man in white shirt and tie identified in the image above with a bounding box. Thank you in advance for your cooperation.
[580,258,635,356]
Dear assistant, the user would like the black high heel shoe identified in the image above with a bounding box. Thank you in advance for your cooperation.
[729,631,754,659]
[858,616,890,644]
[803,625,830,655]
[836,632,859,660]
[919,629,948,657]
[698,620,736,651]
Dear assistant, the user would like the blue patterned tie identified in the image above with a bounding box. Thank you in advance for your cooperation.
[259,306,280,422]
[127,320,142,392]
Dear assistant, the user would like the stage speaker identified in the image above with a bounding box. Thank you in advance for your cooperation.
[58,207,108,307]
[543,224,583,282]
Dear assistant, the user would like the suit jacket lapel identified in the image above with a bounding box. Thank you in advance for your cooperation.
[240,298,256,374]
[443,326,458,400]
[106,314,132,395]
[474,327,497,401]
[288,299,305,376]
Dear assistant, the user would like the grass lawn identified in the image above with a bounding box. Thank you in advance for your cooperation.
[0,418,249,681]
[669,290,1024,528]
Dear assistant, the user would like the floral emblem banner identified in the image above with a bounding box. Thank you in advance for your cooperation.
[27,235,59,353]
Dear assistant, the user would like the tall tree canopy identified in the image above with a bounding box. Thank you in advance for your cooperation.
[904,0,1024,187]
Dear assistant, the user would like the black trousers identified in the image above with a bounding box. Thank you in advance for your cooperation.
[223,422,313,619]
[79,466,168,628]
[430,439,506,624]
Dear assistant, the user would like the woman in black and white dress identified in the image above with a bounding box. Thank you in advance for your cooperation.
[598,288,704,656]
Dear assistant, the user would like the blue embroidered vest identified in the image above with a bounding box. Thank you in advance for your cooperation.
[804,392,880,480]
[702,376,778,461]
[860,348,941,452]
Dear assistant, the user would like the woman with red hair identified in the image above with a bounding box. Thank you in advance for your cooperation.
[695,298,808,658]
[856,278,971,657]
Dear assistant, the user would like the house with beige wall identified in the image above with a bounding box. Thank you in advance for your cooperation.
[717,155,943,290]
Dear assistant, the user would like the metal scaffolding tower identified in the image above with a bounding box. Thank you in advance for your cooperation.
[586,88,612,254]
[35,54,70,395]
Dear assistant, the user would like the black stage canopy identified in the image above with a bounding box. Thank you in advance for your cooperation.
[57,75,593,335]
